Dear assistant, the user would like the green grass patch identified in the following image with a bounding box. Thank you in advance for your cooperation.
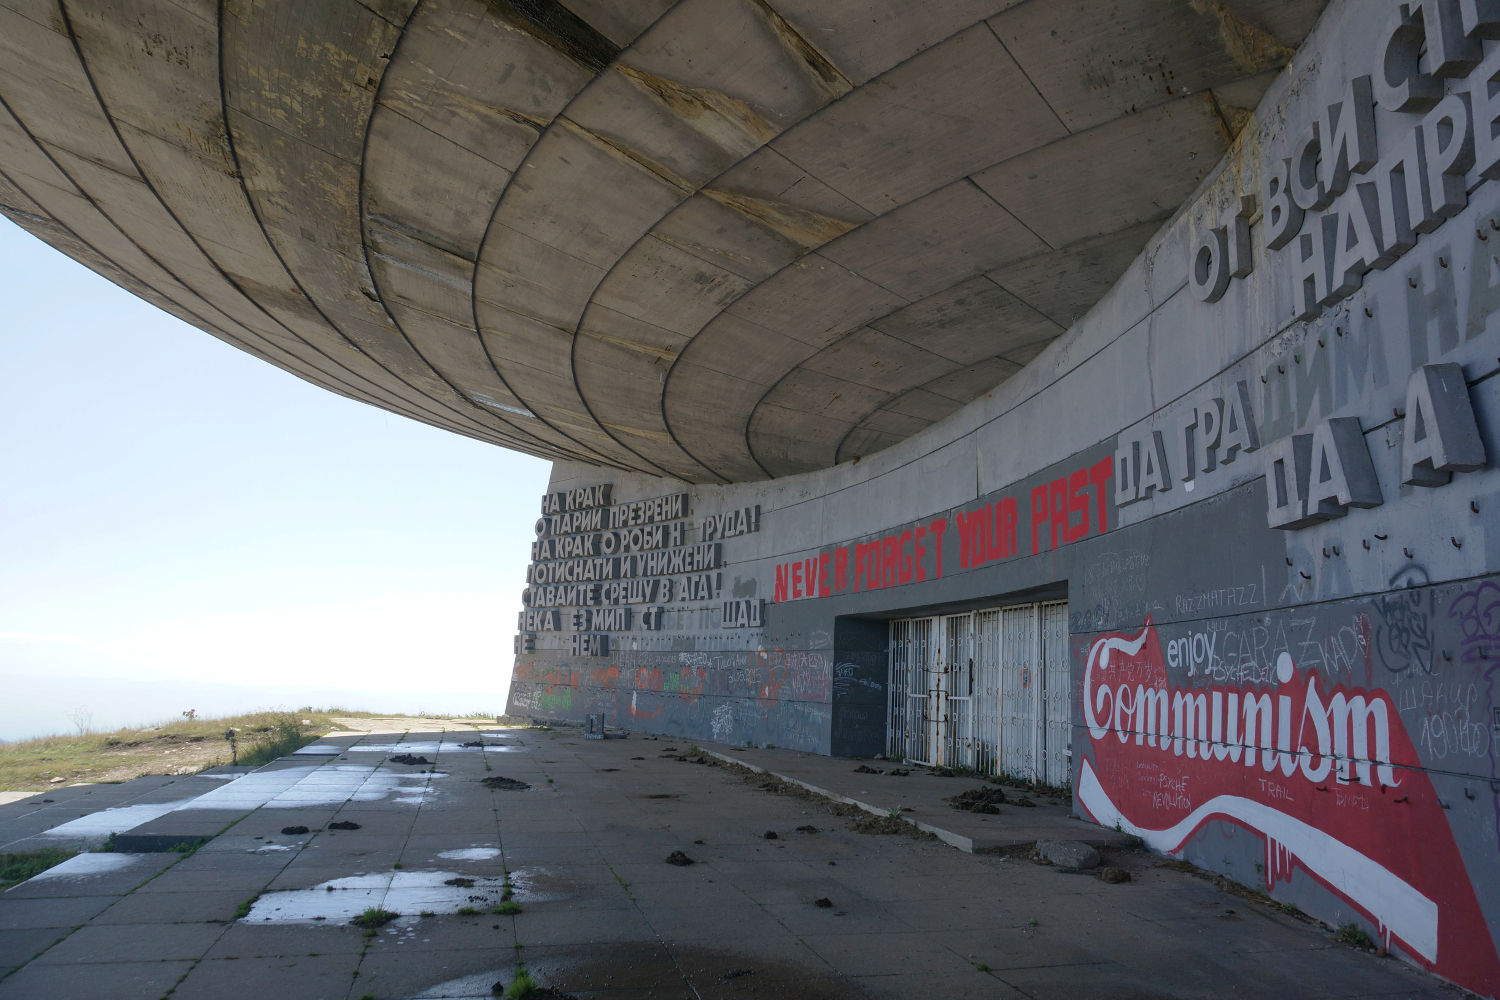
[234,894,259,919]
[351,907,399,929]
[497,900,523,915]
[234,717,323,768]
[1337,923,1376,949]
[456,906,481,916]
[0,848,78,891]
[506,967,538,998]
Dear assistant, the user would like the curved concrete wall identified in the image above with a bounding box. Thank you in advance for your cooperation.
[509,2,1500,993]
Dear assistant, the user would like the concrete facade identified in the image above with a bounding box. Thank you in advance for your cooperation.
[6,0,1500,995]
[505,3,1500,995]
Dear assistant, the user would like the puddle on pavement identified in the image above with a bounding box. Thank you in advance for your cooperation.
[197,765,443,809]
[39,800,198,838]
[27,853,148,881]
[42,767,444,839]
[338,740,524,755]
[406,943,859,999]
[506,867,571,903]
[243,870,510,924]
[244,866,571,925]
[437,848,501,861]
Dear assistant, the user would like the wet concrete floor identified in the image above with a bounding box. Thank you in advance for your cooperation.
[0,728,1456,999]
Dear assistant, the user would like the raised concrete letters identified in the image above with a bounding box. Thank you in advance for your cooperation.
[1402,362,1487,484]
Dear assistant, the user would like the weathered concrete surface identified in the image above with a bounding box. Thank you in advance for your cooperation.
[0,728,1449,999]
[692,743,1127,854]
[0,0,1327,481]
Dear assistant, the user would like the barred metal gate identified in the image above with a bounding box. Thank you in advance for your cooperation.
[1039,601,1072,786]
[999,604,1040,779]
[973,609,1002,774]
[888,600,1070,785]
[888,617,934,764]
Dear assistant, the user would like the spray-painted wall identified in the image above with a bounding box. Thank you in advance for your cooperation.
[508,3,1500,993]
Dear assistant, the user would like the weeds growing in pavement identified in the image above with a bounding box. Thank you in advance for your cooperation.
[498,900,522,915]
[506,967,538,998]
[0,848,78,891]
[1337,923,1376,950]
[350,907,399,929]
[234,895,259,919]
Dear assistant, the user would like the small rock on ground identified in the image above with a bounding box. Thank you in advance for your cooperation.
[1038,839,1101,870]
[666,851,694,866]
[1097,867,1131,883]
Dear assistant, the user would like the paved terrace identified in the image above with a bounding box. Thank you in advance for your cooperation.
[0,727,1452,1000]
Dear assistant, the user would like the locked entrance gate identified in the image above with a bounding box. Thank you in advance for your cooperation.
[887,601,1070,785]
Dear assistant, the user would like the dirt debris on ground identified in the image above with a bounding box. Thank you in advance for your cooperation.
[665,851,694,866]
[387,754,431,765]
[945,786,1008,813]
[685,752,939,840]
[482,776,532,790]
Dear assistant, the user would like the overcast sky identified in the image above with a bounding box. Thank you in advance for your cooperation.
[0,216,550,741]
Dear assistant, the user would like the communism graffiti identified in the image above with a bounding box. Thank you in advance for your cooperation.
[1077,621,1500,995]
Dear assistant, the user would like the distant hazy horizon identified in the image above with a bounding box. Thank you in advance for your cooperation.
[0,216,550,742]
[0,668,508,742]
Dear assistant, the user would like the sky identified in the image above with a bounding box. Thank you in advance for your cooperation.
[0,216,551,741]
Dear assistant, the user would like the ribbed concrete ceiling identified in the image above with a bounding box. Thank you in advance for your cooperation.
[0,0,1326,482]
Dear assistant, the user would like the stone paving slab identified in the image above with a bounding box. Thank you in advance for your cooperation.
[0,773,252,852]
[0,957,196,1000]
[0,727,1456,1000]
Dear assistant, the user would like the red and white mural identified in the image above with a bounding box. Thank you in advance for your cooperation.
[1077,620,1500,995]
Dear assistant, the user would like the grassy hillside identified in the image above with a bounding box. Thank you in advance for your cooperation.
[0,710,337,791]
[0,708,504,791]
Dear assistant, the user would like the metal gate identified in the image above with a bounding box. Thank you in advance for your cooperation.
[887,617,934,764]
[888,600,1070,785]
[999,604,1040,780]
[1039,601,1072,786]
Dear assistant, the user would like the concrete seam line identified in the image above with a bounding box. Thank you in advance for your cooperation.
[696,749,975,852]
